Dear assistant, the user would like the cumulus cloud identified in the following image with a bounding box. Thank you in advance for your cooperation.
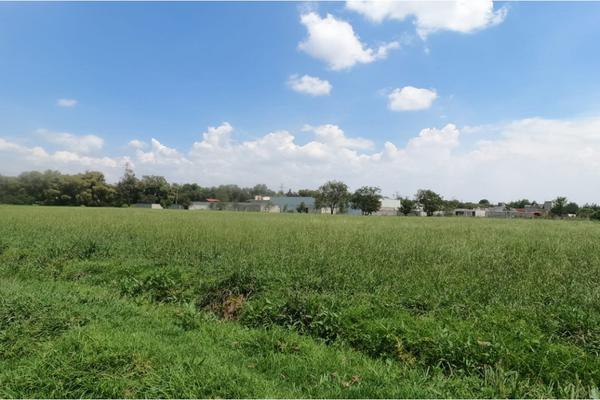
[57,98,78,107]
[37,130,104,154]
[128,139,147,149]
[0,137,127,180]
[288,74,332,96]
[388,86,438,111]
[136,138,189,165]
[303,124,373,150]
[4,117,600,202]
[347,0,507,38]
[128,118,600,202]
[299,12,399,70]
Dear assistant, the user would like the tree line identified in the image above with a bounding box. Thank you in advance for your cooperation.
[1,168,600,220]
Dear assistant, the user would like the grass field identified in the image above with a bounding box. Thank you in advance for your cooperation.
[1,205,600,398]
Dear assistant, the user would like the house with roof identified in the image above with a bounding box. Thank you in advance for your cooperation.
[189,198,221,210]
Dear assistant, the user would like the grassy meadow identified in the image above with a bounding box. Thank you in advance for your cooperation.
[1,205,600,398]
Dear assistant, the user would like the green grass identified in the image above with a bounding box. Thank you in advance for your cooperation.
[1,205,600,398]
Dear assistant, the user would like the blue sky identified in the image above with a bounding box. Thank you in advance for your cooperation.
[2,1,600,202]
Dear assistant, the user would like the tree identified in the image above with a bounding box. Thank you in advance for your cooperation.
[507,199,530,208]
[77,171,116,206]
[351,186,382,215]
[443,199,461,212]
[551,196,568,217]
[478,199,490,206]
[416,189,443,216]
[591,210,600,221]
[316,180,349,215]
[296,201,309,213]
[250,184,275,197]
[117,164,140,206]
[564,202,579,215]
[139,175,171,206]
[399,197,416,216]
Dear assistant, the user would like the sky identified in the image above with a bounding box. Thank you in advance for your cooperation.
[2,1,600,203]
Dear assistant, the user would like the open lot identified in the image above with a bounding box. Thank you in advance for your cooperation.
[1,205,599,397]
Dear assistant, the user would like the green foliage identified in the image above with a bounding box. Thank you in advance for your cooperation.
[296,201,309,213]
[0,167,280,209]
[2,205,600,397]
[565,202,579,215]
[316,180,350,214]
[507,199,531,208]
[551,196,568,216]
[591,210,600,221]
[399,197,416,216]
[350,186,382,215]
[416,189,444,216]
[121,269,187,303]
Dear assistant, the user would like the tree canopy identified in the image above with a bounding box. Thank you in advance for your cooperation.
[350,186,382,215]
[416,189,444,216]
[316,181,350,215]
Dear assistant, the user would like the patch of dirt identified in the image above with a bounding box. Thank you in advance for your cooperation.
[221,293,247,320]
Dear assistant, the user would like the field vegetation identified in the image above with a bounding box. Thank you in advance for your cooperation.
[1,205,600,397]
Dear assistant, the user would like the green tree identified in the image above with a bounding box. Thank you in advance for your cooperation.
[77,171,116,206]
[296,201,309,213]
[551,196,568,217]
[139,175,171,206]
[117,164,140,206]
[350,186,382,215]
[478,199,490,206]
[507,199,530,208]
[416,189,444,216]
[399,197,416,216]
[564,202,579,215]
[250,184,275,197]
[316,180,349,215]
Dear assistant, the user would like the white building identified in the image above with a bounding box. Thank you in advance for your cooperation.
[375,199,401,216]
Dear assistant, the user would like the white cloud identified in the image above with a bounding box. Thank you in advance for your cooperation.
[299,12,399,70]
[388,86,438,111]
[303,124,373,150]
[288,74,332,96]
[4,117,600,203]
[137,138,189,165]
[37,130,104,154]
[128,139,147,150]
[57,98,78,107]
[347,0,507,38]
[192,122,234,151]
[0,137,126,180]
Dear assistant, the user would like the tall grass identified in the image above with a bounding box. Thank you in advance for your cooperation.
[1,205,599,397]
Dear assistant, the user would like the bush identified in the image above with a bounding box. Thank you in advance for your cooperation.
[590,211,600,221]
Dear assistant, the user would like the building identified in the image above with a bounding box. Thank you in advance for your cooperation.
[254,195,271,201]
[231,200,280,213]
[269,196,316,213]
[375,199,401,216]
[484,205,513,218]
[132,203,163,209]
[189,198,220,210]
[454,208,486,217]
